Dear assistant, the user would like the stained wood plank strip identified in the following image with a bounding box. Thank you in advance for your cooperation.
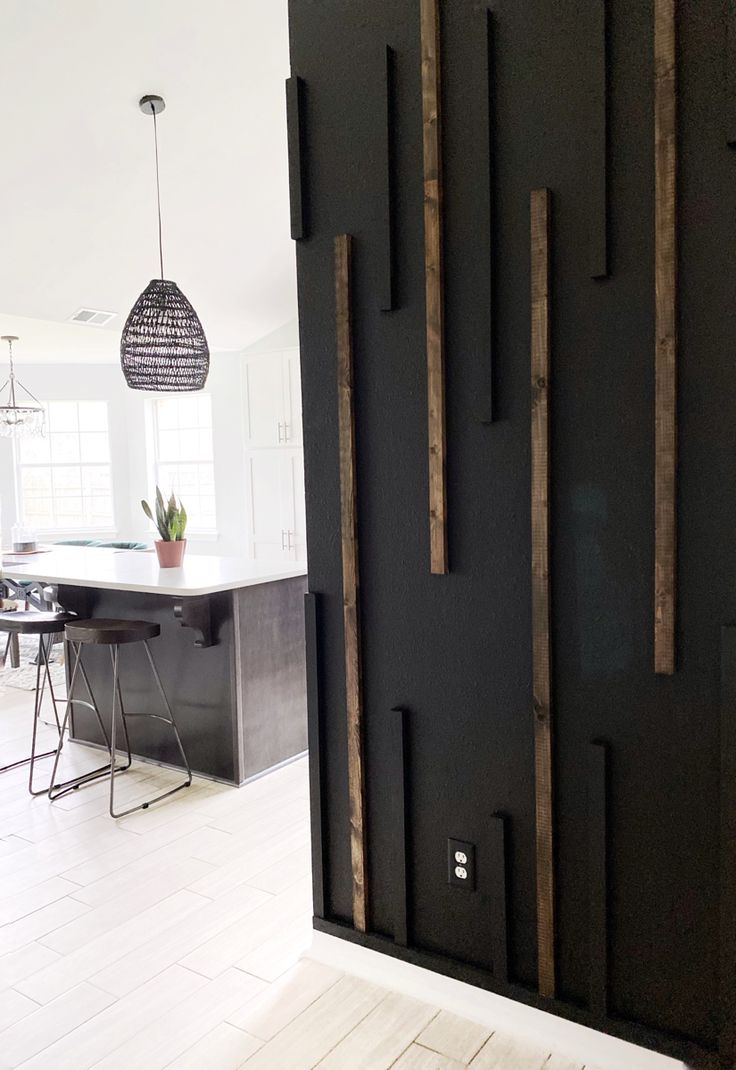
[335,233,368,932]
[489,813,509,983]
[380,45,396,312]
[305,592,326,919]
[590,0,609,278]
[286,76,305,240]
[654,0,677,675]
[588,740,608,1017]
[391,706,409,947]
[720,626,736,1062]
[530,186,555,999]
[421,0,448,575]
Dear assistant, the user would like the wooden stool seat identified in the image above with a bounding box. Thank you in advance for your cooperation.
[65,618,161,646]
[0,611,75,635]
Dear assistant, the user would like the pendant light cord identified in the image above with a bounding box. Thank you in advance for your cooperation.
[150,103,165,280]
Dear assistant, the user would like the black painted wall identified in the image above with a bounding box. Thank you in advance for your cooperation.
[289,1,736,1062]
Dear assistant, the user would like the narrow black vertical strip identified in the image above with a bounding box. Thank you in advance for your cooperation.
[391,706,409,946]
[286,75,305,240]
[590,0,609,278]
[588,740,609,1017]
[720,627,736,1061]
[476,8,495,424]
[380,46,396,311]
[489,813,509,982]
[305,592,325,918]
[728,2,736,147]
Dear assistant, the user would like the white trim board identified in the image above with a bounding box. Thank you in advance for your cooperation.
[305,932,687,1070]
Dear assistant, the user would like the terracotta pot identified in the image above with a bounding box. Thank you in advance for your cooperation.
[155,539,187,568]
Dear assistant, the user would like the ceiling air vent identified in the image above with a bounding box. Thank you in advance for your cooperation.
[69,308,117,327]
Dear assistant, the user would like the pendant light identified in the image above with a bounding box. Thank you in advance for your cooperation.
[0,336,45,438]
[120,95,210,392]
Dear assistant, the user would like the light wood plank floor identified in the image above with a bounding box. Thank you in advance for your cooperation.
[0,683,596,1069]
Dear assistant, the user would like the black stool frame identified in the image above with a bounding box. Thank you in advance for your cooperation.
[0,631,63,795]
[48,636,192,818]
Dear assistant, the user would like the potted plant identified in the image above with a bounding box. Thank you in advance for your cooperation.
[142,487,188,568]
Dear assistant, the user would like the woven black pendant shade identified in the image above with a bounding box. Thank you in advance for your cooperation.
[120,279,210,392]
[121,95,210,392]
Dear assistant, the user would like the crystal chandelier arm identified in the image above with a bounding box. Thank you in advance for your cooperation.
[14,380,44,406]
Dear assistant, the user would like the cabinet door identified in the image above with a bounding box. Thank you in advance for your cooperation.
[242,353,284,448]
[246,451,289,559]
[281,449,307,562]
[281,349,303,446]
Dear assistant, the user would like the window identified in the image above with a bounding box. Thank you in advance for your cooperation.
[16,401,114,531]
[149,395,216,532]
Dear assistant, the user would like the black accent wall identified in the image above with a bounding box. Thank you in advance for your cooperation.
[289,2,736,1064]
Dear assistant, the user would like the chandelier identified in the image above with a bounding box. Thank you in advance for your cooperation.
[120,95,210,392]
[0,336,44,438]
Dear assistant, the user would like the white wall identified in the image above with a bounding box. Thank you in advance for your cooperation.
[0,319,300,557]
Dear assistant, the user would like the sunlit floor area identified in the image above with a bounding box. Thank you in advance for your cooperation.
[0,683,590,1070]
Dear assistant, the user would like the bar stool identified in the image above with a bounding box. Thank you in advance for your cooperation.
[0,611,75,795]
[48,618,192,818]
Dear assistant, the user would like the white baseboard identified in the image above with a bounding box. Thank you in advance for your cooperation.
[305,932,687,1070]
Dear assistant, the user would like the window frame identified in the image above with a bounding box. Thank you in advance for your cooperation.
[13,399,117,535]
[145,392,218,537]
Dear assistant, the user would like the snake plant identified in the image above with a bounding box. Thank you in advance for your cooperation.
[141,487,188,542]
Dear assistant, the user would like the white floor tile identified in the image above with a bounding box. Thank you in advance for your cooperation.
[0,981,115,1068]
[164,1021,262,1070]
[91,968,265,1070]
[416,1010,491,1064]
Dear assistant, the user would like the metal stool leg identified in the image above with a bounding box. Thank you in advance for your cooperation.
[1,634,62,793]
[109,640,192,819]
[47,642,129,802]
[109,645,133,771]
[28,634,67,795]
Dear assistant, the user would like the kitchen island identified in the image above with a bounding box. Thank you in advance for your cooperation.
[1,547,308,784]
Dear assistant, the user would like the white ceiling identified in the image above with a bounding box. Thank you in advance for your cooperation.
[0,0,296,363]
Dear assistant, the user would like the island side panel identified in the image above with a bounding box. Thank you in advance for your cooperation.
[234,575,308,780]
[59,585,238,782]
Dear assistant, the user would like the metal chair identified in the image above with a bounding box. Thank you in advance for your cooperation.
[48,618,192,818]
[0,611,75,794]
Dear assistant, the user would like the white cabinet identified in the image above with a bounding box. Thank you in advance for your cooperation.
[246,449,306,562]
[241,348,306,563]
[282,348,303,446]
[242,348,302,449]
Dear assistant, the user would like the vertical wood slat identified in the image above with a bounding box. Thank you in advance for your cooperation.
[588,740,609,1017]
[476,7,495,425]
[727,2,736,147]
[530,187,555,999]
[380,45,396,312]
[590,0,609,279]
[391,706,409,947]
[335,234,368,932]
[654,0,677,675]
[489,813,509,983]
[286,76,305,240]
[720,627,736,1062]
[420,0,448,575]
[304,592,326,919]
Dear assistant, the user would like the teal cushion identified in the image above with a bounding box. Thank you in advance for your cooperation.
[54,539,148,551]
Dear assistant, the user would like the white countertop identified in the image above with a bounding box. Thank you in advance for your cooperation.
[1,547,307,598]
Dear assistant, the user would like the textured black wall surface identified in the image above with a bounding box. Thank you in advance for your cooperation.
[289,0,736,1060]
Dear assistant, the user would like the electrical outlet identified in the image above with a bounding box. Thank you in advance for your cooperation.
[448,838,475,890]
